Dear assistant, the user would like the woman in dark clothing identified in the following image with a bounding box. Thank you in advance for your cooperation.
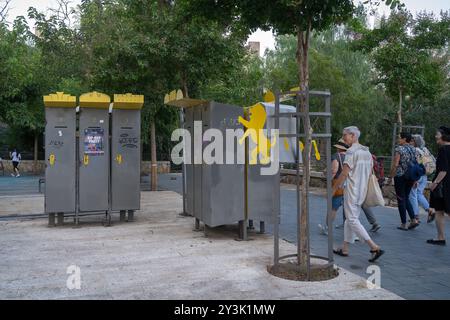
[387,132,419,230]
[427,126,450,246]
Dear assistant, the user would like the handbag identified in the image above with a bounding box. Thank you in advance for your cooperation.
[364,172,385,207]
[332,179,344,197]
[332,154,344,197]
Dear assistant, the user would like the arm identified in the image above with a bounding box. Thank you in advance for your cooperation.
[430,171,447,191]
[331,159,339,179]
[332,164,350,194]
[388,153,400,184]
[238,116,250,128]
[431,148,449,191]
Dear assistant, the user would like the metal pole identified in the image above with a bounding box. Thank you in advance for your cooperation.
[325,94,333,264]
[305,88,311,281]
[295,93,301,267]
[274,91,280,265]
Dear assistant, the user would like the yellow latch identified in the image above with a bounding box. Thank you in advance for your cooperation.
[83,154,89,166]
[299,140,321,161]
[49,154,55,166]
[312,140,321,161]
[115,154,122,165]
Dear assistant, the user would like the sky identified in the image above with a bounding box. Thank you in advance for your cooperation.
[5,0,450,55]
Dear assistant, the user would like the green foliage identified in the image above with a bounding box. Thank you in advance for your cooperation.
[353,10,449,106]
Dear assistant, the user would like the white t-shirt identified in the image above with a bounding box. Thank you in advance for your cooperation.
[11,152,21,162]
[344,143,373,206]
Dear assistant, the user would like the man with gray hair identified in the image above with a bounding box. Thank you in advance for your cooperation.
[332,126,385,262]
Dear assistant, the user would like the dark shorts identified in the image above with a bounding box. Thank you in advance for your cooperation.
[12,161,19,169]
[332,196,344,211]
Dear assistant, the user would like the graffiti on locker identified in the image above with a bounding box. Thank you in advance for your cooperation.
[219,117,240,128]
[49,140,64,149]
[119,133,138,148]
[84,128,105,155]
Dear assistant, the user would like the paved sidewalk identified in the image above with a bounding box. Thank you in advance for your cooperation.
[278,186,450,300]
[0,192,400,300]
[153,173,450,300]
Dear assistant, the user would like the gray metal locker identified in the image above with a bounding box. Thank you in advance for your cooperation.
[110,94,144,212]
[78,92,111,212]
[199,102,245,227]
[43,92,77,215]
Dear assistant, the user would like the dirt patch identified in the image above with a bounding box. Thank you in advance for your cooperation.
[268,261,339,282]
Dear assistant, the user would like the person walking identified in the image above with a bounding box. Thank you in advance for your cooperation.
[9,148,21,177]
[319,139,348,235]
[409,134,434,221]
[332,126,384,262]
[427,126,450,246]
[387,132,419,231]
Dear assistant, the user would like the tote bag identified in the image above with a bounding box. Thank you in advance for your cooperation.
[364,173,385,207]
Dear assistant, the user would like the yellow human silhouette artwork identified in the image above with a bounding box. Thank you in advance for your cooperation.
[238,103,276,165]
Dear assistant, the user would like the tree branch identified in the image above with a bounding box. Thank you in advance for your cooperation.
[0,0,11,23]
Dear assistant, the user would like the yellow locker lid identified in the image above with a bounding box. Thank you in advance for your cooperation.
[79,91,111,109]
[113,93,144,110]
[43,92,77,108]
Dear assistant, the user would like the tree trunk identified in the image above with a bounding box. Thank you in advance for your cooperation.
[33,133,38,175]
[150,120,158,191]
[182,72,189,98]
[397,86,403,134]
[296,25,311,270]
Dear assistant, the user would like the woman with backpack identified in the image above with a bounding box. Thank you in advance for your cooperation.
[409,135,435,221]
[427,126,450,246]
[387,132,420,231]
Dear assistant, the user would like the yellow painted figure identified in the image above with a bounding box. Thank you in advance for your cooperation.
[238,103,277,165]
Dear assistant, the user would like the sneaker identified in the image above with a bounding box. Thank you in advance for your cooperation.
[318,224,328,236]
[11,173,15,177]
[370,224,381,232]
[16,174,20,177]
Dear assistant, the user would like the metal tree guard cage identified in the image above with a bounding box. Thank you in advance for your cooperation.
[272,88,335,281]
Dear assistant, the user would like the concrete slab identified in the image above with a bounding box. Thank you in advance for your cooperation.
[0,191,401,300]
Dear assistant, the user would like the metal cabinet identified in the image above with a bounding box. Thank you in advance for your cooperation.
[110,94,144,212]
[43,92,77,215]
[78,92,111,212]
[183,102,245,227]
